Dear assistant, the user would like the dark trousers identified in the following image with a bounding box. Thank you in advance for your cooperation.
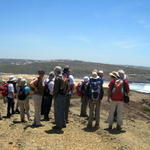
[55,94,66,128]
[65,94,71,122]
[7,97,15,117]
[41,94,53,119]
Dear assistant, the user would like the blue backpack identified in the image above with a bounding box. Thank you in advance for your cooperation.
[18,86,28,100]
[89,78,102,101]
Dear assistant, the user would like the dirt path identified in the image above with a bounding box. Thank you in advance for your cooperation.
[0,92,150,150]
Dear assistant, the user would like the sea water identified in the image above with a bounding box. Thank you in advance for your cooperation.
[130,83,150,93]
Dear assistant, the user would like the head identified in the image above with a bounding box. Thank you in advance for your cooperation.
[8,76,17,83]
[83,76,89,83]
[118,69,125,80]
[54,66,62,76]
[98,70,104,77]
[49,71,55,80]
[63,65,70,77]
[109,71,119,80]
[91,71,98,79]
[38,70,45,78]
[20,78,27,86]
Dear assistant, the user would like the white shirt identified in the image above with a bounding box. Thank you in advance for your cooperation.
[45,78,54,95]
[68,75,75,85]
[7,83,14,98]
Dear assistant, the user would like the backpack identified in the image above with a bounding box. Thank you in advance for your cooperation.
[89,78,102,101]
[76,82,83,97]
[43,80,51,96]
[58,75,69,95]
[111,79,124,98]
[18,86,28,100]
[0,83,9,97]
[81,82,89,96]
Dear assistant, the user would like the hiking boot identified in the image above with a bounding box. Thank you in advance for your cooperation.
[87,123,92,128]
[7,114,11,118]
[62,125,66,128]
[80,114,88,117]
[52,126,62,130]
[108,125,112,130]
[15,109,20,114]
[95,124,100,129]
[116,125,122,131]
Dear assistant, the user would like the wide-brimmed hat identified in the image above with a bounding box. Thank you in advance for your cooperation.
[54,66,62,74]
[8,76,17,82]
[91,72,98,79]
[49,71,55,78]
[98,70,104,74]
[109,71,119,79]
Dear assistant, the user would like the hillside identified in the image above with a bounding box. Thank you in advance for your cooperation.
[0,59,150,82]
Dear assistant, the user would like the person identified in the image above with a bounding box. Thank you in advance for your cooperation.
[30,70,45,127]
[63,65,75,123]
[107,71,129,130]
[41,71,54,121]
[53,66,70,132]
[87,72,104,129]
[80,76,89,117]
[17,78,31,122]
[6,76,16,118]
[113,69,129,122]
[15,77,23,114]
[97,70,104,85]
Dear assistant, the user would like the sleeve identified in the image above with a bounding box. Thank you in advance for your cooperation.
[69,75,75,85]
[48,81,54,95]
[8,84,14,93]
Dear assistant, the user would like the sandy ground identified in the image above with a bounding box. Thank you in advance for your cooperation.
[0,74,150,150]
[0,90,150,150]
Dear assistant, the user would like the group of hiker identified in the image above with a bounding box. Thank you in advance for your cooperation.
[0,66,130,133]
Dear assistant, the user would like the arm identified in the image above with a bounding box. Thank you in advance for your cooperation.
[29,78,38,91]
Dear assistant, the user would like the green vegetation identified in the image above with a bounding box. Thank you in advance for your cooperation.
[0,59,150,82]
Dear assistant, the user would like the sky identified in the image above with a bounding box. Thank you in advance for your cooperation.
[0,0,150,67]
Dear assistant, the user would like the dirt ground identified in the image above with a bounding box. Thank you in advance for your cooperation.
[0,90,150,150]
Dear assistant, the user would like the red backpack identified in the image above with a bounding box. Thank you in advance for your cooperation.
[111,80,124,100]
[0,83,9,97]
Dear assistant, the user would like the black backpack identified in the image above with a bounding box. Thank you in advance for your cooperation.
[81,82,89,96]
[18,86,28,100]
[43,80,50,96]
[89,78,102,101]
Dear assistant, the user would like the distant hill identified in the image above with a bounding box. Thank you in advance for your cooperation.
[0,58,150,82]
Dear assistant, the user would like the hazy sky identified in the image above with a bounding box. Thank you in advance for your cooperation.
[0,0,150,67]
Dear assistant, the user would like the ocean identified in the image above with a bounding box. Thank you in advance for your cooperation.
[129,83,150,94]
